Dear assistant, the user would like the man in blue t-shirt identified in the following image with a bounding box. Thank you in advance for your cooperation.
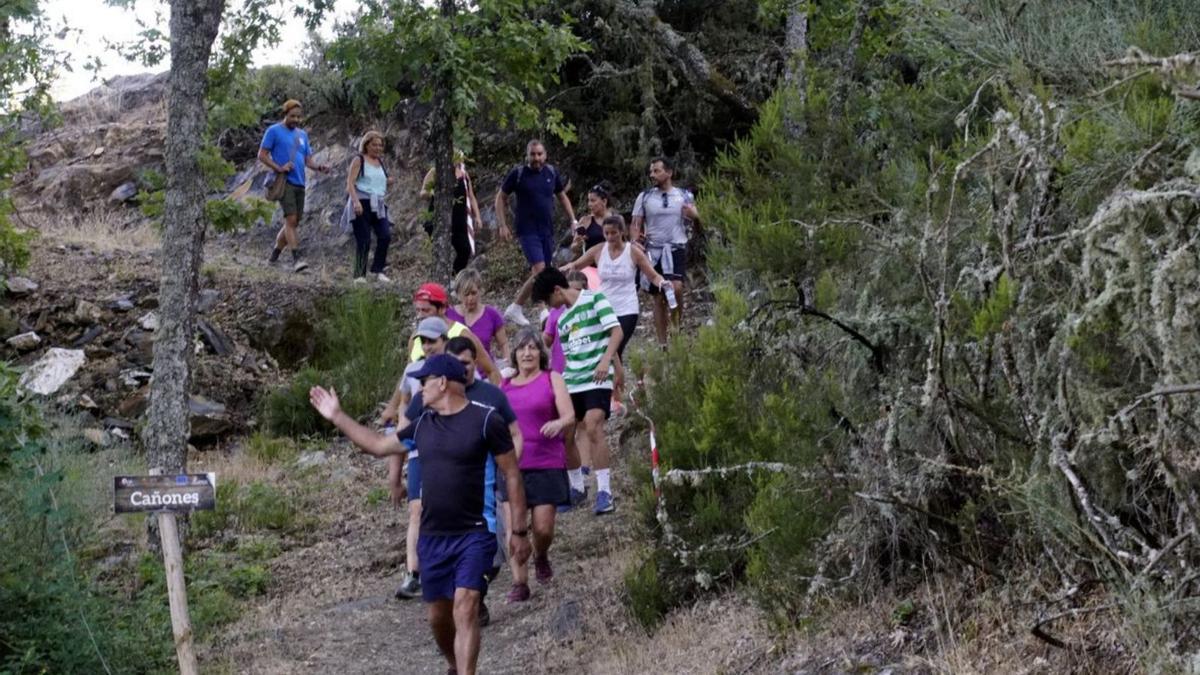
[495,139,579,326]
[310,354,529,675]
[258,99,330,272]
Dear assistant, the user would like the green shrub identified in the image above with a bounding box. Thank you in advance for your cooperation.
[243,432,298,464]
[192,480,308,538]
[623,549,671,631]
[261,367,326,437]
[238,482,297,532]
[263,288,408,437]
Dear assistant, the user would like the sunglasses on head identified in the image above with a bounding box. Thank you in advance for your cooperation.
[591,185,608,197]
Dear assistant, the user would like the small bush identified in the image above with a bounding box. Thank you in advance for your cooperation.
[226,563,271,597]
[238,482,297,532]
[261,368,326,438]
[263,289,408,437]
[243,432,298,465]
[623,549,671,631]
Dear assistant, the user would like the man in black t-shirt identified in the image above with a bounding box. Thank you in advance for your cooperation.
[310,354,529,675]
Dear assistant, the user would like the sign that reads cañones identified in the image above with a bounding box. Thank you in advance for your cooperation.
[114,474,217,514]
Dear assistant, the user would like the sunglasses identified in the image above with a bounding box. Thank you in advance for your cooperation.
[591,184,608,197]
[661,192,670,208]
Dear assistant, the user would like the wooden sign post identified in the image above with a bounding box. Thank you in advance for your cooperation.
[114,473,216,675]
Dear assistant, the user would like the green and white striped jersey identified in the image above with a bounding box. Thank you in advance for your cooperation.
[557,290,620,393]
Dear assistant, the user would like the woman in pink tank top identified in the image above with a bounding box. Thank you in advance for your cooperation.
[500,327,574,602]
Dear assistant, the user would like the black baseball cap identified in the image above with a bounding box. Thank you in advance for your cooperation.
[408,353,467,384]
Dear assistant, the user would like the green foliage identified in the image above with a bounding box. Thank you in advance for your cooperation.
[969,273,1015,339]
[328,0,587,144]
[243,432,298,464]
[0,3,59,275]
[137,146,274,232]
[192,479,312,538]
[623,549,671,631]
[262,367,327,438]
[364,486,389,507]
[0,363,44,471]
[263,288,409,437]
[633,284,843,622]
[632,2,1200,661]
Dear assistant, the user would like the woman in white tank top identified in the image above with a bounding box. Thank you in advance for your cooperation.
[564,215,668,393]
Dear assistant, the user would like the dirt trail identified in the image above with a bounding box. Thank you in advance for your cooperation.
[208,431,648,675]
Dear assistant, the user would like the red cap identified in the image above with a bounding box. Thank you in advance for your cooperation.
[413,282,448,305]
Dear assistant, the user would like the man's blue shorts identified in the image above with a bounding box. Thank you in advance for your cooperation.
[518,232,555,267]
[406,455,422,502]
[417,532,498,602]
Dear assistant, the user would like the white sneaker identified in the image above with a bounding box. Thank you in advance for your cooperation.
[293,260,309,273]
[353,277,367,285]
[504,302,530,326]
[377,273,391,283]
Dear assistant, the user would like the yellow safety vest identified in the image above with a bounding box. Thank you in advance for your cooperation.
[409,320,468,362]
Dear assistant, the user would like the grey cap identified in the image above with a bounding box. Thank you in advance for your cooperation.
[416,316,449,340]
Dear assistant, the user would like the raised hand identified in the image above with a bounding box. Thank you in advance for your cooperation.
[309,386,341,420]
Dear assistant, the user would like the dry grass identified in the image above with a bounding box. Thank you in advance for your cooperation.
[771,574,1138,675]
[20,207,160,253]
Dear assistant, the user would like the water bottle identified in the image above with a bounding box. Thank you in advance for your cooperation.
[663,283,678,310]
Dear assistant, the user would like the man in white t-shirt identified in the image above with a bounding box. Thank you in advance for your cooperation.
[630,157,701,348]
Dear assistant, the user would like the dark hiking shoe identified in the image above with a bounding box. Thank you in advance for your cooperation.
[534,556,554,583]
[268,247,282,263]
[394,573,420,599]
[506,582,530,603]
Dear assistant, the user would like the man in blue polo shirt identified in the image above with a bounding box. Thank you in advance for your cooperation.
[259,99,330,272]
[309,354,529,675]
[495,139,579,325]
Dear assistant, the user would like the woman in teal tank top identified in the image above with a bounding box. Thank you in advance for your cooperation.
[346,131,396,282]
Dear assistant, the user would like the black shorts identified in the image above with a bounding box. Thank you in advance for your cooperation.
[497,468,570,506]
[571,388,612,421]
[646,245,687,289]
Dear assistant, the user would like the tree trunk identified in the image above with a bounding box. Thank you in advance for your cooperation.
[783,1,809,141]
[142,0,225,476]
[429,0,458,282]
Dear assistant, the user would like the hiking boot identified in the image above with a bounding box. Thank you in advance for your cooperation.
[534,556,553,583]
[394,573,421,599]
[506,582,530,603]
[504,303,530,326]
[478,600,490,627]
[293,260,309,273]
[268,247,282,263]
[594,490,615,515]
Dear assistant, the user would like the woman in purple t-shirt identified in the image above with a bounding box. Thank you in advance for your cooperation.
[499,327,574,602]
[447,268,509,362]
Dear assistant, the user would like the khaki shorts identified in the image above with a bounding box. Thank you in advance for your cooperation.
[280,182,306,219]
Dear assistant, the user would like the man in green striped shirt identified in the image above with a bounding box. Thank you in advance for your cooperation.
[532,267,624,514]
